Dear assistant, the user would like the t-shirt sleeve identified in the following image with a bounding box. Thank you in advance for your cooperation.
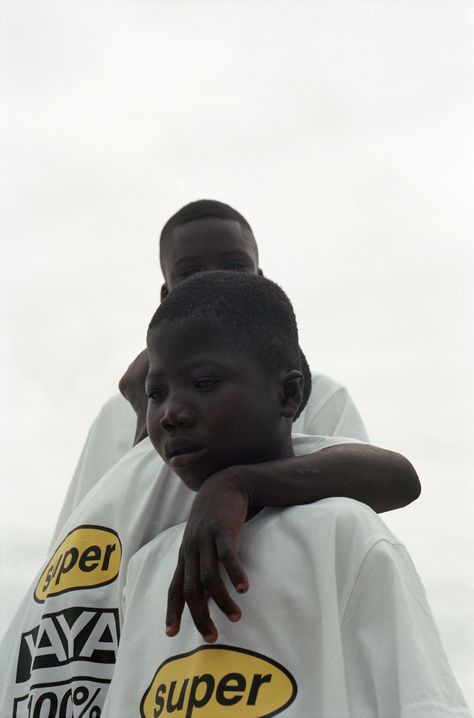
[341,540,471,717]
[295,374,369,442]
[50,394,137,547]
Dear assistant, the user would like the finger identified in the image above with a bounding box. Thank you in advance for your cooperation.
[216,537,249,594]
[199,543,242,622]
[166,558,186,636]
[183,555,218,643]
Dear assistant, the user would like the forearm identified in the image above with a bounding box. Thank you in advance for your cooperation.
[133,415,148,446]
[126,399,148,446]
[118,348,149,446]
[232,444,421,514]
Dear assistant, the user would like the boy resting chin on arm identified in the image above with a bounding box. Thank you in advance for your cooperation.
[102,271,470,718]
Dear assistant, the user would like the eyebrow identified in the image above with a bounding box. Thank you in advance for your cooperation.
[146,359,229,382]
[145,371,165,390]
[173,250,253,267]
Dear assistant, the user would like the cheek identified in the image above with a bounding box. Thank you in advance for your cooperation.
[218,398,278,448]
[209,403,258,445]
[146,404,163,453]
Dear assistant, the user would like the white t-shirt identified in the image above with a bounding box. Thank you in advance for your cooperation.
[103,498,471,718]
[51,373,369,544]
[0,436,358,717]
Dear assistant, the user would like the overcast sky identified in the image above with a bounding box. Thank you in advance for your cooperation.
[1,0,473,708]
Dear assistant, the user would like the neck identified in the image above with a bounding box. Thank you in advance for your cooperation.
[243,434,294,522]
[267,425,295,463]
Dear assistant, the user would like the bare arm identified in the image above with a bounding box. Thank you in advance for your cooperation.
[118,349,149,445]
[166,443,420,642]
[117,353,421,638]
[241,442,420,513]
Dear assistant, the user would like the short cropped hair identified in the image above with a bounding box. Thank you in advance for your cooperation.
[298,347,312,421]
[148,271,309,416]
[159,199,256,266]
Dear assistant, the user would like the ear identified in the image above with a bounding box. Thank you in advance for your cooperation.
[160,283,169,302]
[280,370,304,418]
[258,267,264,277]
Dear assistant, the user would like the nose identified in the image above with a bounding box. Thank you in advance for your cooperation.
[159,399,195,431]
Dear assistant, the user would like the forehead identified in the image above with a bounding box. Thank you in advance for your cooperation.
[147,318,260,375]
[161,218,258,269]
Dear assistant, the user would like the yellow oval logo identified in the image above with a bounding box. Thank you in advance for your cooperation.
[141,645,297,718]
[34,525,122,603]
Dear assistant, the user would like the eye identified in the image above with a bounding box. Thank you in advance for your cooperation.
[193,377,220,391]
[177,267,199,280]
[146,386,167,402]
[223,262,249,271]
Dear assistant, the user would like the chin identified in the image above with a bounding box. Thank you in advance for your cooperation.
[176,467,212,493]
[182,477,209,493]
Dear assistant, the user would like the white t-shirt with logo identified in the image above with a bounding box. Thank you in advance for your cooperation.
[0,439,193,718]
[51,373,368,544]
[102,498,471,718]
[0,436,357,717]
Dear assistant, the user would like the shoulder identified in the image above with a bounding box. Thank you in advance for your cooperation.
[83,393,137,448]
[271,498,402,559]
[306,372,357,412]
[241,500,404,612]
[283,496,390,528]
[292,434,365,456]
[310,371,365,405]
[293,371,369,441]
[310,372,347,394]
[96,392,137,425]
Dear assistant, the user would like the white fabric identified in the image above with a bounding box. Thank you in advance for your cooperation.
[0,439,192,718]
[51,372,368,544]
[103,498,470,718]
[0,435,358,717]
[50,394,137,545]
[292,372,368,440]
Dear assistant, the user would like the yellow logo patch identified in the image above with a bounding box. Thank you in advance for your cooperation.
[34,525,122,603]
[141,645,297,718]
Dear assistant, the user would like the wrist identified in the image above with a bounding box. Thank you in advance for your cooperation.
[216,463,268,508]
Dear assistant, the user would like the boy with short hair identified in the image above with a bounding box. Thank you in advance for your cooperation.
[50,199,419,631]
[102,271,470,717]
[0,204,420,716]
[51,198,395,541]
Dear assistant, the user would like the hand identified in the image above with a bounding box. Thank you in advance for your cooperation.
[166,467,250,642]
[118,349,149,444]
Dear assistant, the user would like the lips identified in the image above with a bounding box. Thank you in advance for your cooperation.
[164,437,208,468]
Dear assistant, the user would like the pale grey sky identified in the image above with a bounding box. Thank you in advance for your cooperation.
[1,0,473,708]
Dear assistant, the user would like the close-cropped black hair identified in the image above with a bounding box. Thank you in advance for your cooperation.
[298,347,312,422]
[148,271,311,420]
[159,199,257,267]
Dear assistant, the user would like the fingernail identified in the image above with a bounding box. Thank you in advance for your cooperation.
[229,613,240,622]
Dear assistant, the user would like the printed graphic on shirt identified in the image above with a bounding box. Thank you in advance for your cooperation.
[141,645,297,718]
[16,607,120,683]
[34,526,122,602]
[13,676,109,718]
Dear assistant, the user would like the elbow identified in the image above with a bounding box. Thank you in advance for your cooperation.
[409,467,422,503]
[393,452,421,507]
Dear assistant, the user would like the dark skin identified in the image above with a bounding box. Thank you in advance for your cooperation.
[146,318,419,643]
[118,218,260,444]
[118,349,149,445]
[119,216,421,641]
